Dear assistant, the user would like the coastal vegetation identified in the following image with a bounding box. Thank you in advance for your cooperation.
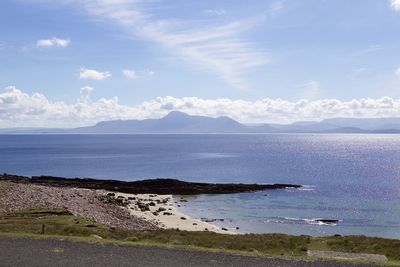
[0,208,399,265]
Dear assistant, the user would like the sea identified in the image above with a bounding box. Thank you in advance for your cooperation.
[0,134,399,239]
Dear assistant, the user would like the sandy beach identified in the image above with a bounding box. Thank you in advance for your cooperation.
[113,192,236,234]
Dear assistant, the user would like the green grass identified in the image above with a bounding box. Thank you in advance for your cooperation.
[0,208,309,257]
[0,181,8,188]
[0,208,399,265]
[311,236,400,261]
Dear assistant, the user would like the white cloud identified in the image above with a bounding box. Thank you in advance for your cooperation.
[391,0,400,10]
[79,68,112,80]
[36,37,70,48]
[204,9,226,16]
[45,0,269,90]
[2,86,400,128]
[122,69,154,79]
[79,86,94,103]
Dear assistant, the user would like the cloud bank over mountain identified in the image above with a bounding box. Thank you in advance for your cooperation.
[2,86,400,128]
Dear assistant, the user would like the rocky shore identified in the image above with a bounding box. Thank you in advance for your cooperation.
[0,173,302,233]
[0,174,302,195]
[0,182,158,231]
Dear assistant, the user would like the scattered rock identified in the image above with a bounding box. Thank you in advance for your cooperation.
[201,218,224,223]
[137,202,150,211]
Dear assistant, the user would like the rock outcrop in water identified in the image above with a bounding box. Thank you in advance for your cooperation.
[314,218,339,224]
[0,173,301,195]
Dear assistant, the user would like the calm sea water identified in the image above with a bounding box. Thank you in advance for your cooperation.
[0,134,399,238]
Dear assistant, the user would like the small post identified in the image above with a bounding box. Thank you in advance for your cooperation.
[41,224,45,235]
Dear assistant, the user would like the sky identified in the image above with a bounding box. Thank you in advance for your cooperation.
[1,0,400,127]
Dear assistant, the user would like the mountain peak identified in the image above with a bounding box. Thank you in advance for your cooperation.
[163,111,190,119]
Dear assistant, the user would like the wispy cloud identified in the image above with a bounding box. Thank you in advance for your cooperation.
[269,1,285,16]
[299,80,320,100]
[204,9,226,16]
[79,68,112,80]
[390,0,400,11]
[122,69,137,79]
[396,67,400,77]
[122,69,154,79]
[350,45,383,57]
[36,37,70,48]
[53,0,269,90]
[350,67,368,78]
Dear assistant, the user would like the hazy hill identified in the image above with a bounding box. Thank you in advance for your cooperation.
[1,112,400,134]
[73,111,247,134]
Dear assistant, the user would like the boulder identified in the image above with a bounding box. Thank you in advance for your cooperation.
[314,218,339,224]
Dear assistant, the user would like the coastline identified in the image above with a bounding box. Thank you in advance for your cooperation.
[1,175,399,263]
[113,192,236,234]
[0,173,301,195]
[0,180,232,234]
[0,173,301,234]
[1,174,276,234]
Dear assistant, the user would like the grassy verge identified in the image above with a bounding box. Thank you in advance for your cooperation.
[0,208,399,265]
[310,236,400,263]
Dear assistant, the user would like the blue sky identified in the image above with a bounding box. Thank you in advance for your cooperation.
[1,0,400,127]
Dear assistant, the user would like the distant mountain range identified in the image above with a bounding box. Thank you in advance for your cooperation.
[2,111,400,134]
